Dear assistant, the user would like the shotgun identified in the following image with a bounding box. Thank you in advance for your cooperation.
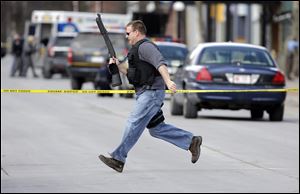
[96,13,122,87]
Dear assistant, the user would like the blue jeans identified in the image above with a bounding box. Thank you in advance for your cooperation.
[110,90,194,163]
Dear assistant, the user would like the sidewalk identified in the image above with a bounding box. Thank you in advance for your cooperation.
[285,77,299,108]
[286,76,299,88]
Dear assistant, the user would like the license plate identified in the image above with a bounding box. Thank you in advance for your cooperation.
[233,74,251,84]
[90,56,105,63]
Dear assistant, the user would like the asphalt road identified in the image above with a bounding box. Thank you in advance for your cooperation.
[1,55,299,192]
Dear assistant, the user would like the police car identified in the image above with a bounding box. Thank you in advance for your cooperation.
[153,40,189,79]
[171,42,286,121]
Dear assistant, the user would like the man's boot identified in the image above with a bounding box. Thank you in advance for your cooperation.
[189,136,202,163]
[98,155,124,173]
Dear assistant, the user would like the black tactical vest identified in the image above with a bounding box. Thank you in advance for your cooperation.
[127,39,160,87]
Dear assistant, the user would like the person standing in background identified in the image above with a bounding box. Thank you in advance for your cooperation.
[10,34,24,77]
[21,36,38,78]
[286,37,299,80]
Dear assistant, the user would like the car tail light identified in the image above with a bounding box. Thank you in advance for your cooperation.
[196,67,212,81]
[48,47,54,57]
[272,71,285,85]
[67,48,73,64]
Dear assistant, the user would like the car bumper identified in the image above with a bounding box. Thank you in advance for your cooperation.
[48,58,68,72]
[186,83,286,109]
[67,66,99,80]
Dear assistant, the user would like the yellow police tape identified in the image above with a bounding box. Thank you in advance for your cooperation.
[1,88,299,94]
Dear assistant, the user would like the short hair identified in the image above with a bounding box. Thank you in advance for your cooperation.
[126,20,147,35]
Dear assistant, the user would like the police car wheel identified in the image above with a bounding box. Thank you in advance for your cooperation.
[71,78,83,90]
[183,97,198,119]
[170,96,183,115]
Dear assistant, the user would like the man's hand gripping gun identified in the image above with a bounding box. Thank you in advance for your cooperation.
[96,13,122,87]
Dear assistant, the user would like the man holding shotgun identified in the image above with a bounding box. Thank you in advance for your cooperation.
[97,17,203,173]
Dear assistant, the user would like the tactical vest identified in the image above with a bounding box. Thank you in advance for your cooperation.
[127,39,160,87]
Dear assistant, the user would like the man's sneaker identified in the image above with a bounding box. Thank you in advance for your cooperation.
[189,136,202,163]
[98,154,124,173]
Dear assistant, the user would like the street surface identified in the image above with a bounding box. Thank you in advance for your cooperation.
[1,55,299,192]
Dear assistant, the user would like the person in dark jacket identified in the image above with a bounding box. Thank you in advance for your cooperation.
[21,36,38,77]
[10,34,24,77]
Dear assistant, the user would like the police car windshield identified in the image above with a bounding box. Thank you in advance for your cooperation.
[74,33,126,49]
[54,37,74,47]
[198,46,275,66]
[158,45,188,61]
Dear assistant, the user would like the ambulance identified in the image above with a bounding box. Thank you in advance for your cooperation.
[25,10,131,68]
[24,10,80,68]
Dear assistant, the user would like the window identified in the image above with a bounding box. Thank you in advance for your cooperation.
[198,46,275,66]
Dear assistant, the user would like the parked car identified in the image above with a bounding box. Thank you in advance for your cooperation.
[67,32,128,90]
[42,34,76,78]
[171,42,286,121]
[155,41,189,79]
